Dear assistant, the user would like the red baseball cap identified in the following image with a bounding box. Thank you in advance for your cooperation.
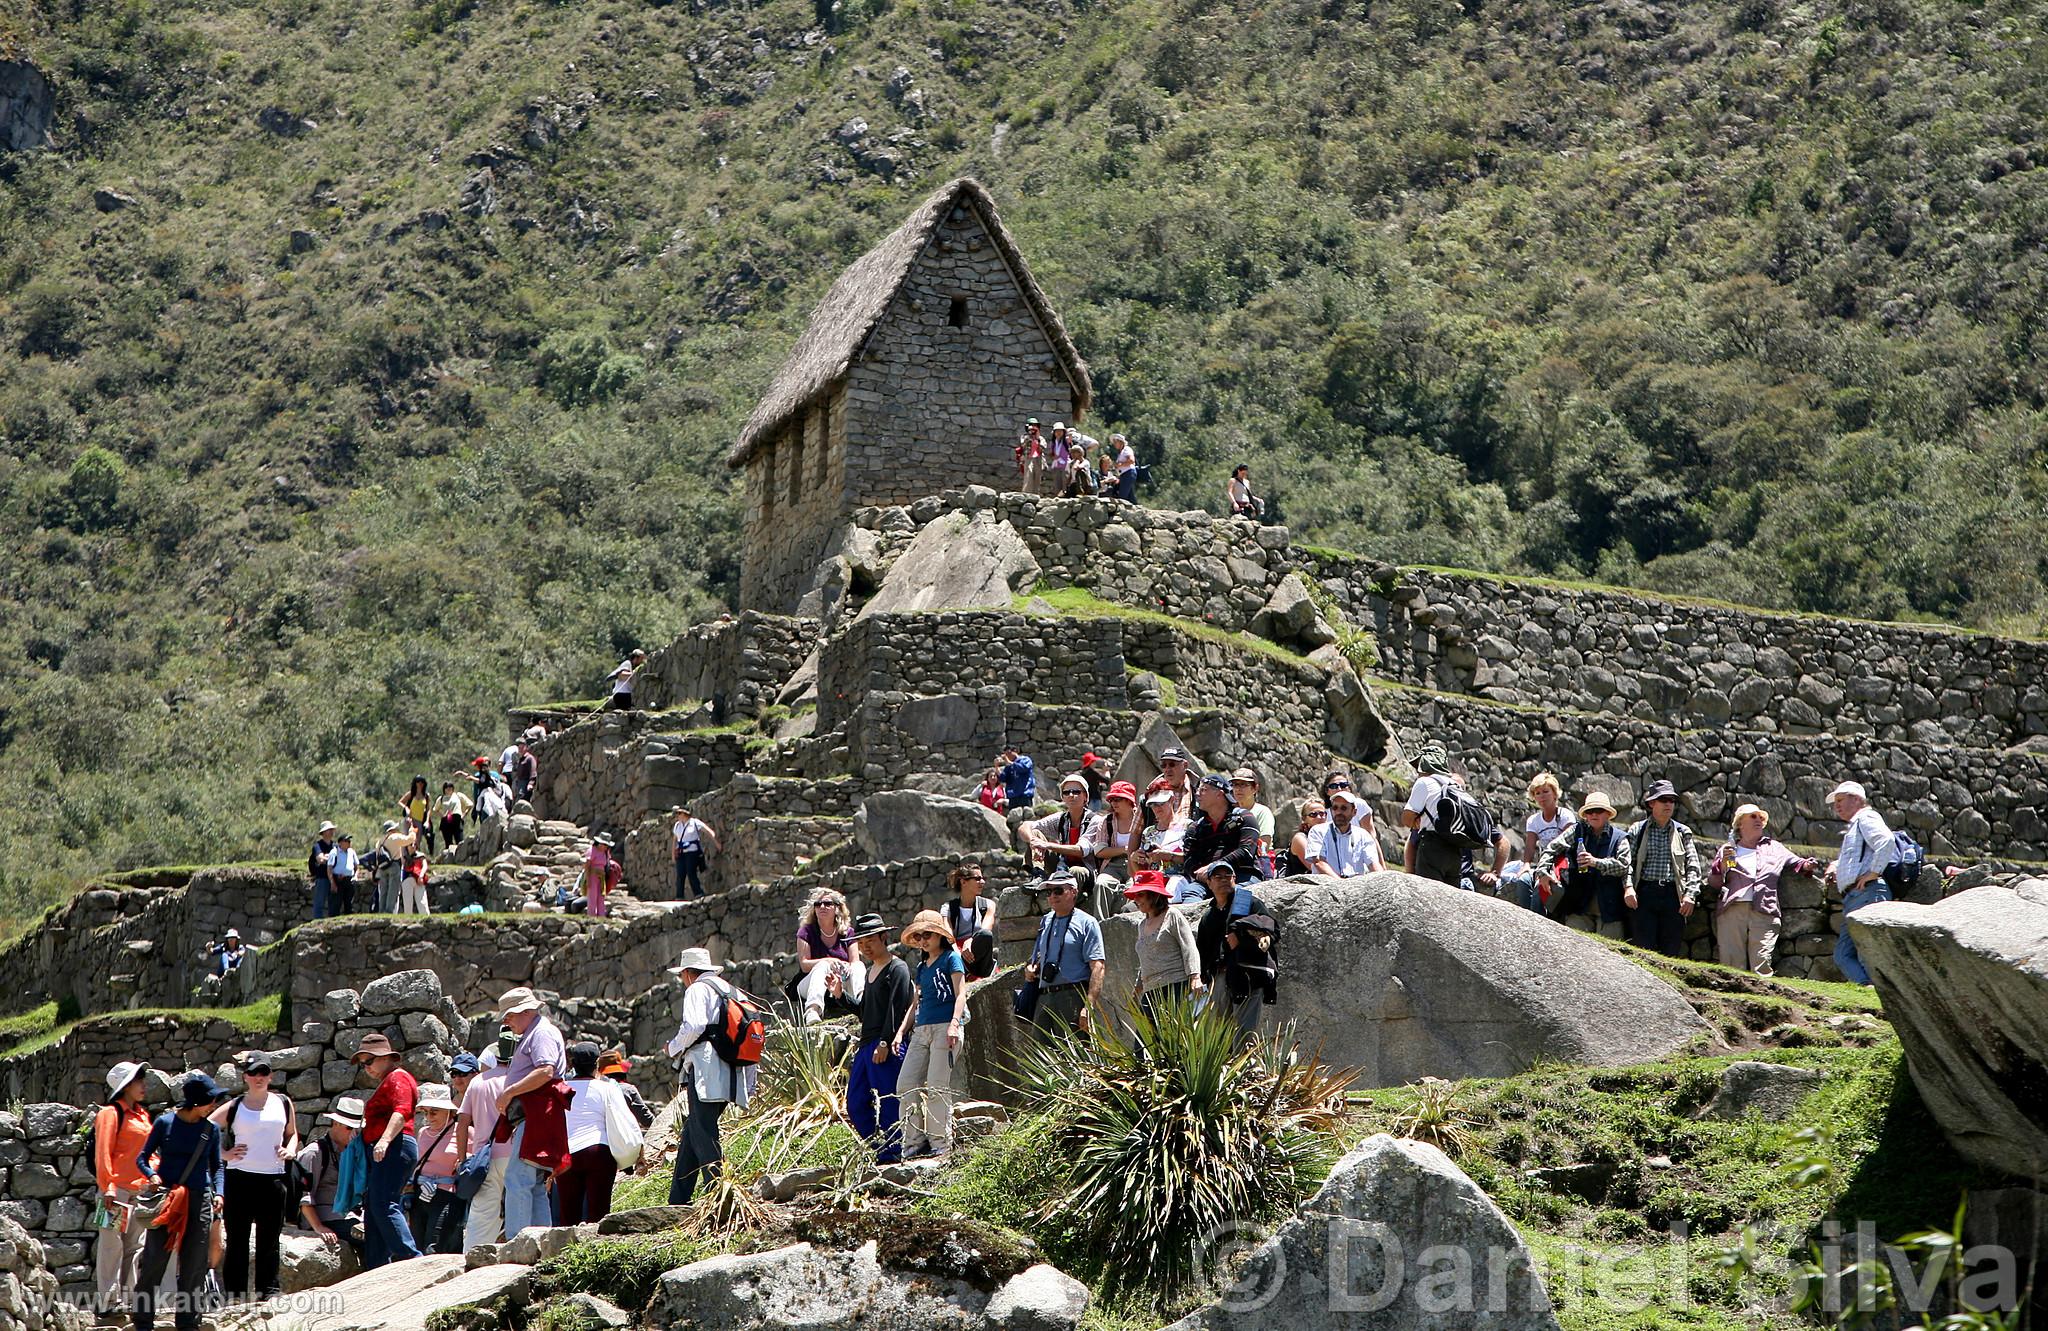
[1082,752,1098,767]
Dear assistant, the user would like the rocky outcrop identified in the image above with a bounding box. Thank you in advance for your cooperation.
[1107,874,1709,1085]
[1163,1134,1559,1331]
[648,1240,1088,1331]
[0,61,52,153]
[299,1255,530,1331]
[1850,878,2048,1178]
[858,510,1040,618]
[0,1215,88,1331]
[852,789,1011,866]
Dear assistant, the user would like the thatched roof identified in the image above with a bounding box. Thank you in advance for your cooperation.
[727,178,1091,468]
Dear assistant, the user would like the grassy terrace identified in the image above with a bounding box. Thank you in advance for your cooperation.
[0,993,285,1062]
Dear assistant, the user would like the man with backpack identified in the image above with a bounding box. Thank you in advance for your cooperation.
[1401,744,1496,887]
[1537,792,1633,938]
[663,947,761,1205]
[1621,780,1702,957]
[492,988,569,1240]
[1824,780,1907,985]
[294,1099,365,1255]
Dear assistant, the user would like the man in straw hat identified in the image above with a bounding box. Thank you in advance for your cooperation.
[1021,869,1106,1040]
[295,1097,366,1255]
[662,948,758,1204]
[1536,791,1633,938]
[492,987,569,1240]
[1708,803,1820,977]
[845,913,915,1163]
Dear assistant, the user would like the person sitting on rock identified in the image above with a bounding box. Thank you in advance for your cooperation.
[999,745,1036,810]
[1172,775,1263,886]
[1062,445,1097,499]
[847,913,915,1163]
[1193,862,1268,1035]
[1227,768,1277,875]
[1144,747,1197,828]
[1284,799,1327,876]
[793,888,865,1023]
[1022,870,1106,1040]
[940,862,998,980]
[296,1099,365,1257]
[1823,779,1897,985]
[605,649,647,711]
[1523,771,1573,864]
[1708,804,1818,977]
[1622,779,1701,957]
[214,929,247,975]
[1020,775,1104,912]
[1309,789,1384,877]
[1538,791,1633,938]
[1083,781,1145,897]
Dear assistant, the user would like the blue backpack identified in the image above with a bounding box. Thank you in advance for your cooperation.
[1882,831,1925,895]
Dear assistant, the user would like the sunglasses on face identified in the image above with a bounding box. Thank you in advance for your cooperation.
[1304,810,1327,820]
[1326,781,1351,790]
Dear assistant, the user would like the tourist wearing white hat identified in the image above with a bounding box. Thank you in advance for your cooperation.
[1824,780,1896,985]
[408,1085,464,1253]
[295,1098,365,1254]
[214,929,247,977]
[662,948,757,1203]
[1537,792,1633,937]
[493,987,569,1241]
[93,1060,154,1310]
[1708,805,1821,977]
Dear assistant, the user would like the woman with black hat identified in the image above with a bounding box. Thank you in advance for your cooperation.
[133,1074,227,1331]
[209,1052,297,1300]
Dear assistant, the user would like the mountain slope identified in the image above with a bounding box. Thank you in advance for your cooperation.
[1,0,2044,925]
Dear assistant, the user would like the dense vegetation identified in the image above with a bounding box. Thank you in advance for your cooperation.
[3,0,2045,925]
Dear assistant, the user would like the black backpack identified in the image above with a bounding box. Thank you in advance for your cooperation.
[1431,784,1497,851]
[1882,830,1925,896]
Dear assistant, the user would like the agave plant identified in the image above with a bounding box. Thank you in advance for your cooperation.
[1008,995,1358,1302]
[1391,1076,1477,1158]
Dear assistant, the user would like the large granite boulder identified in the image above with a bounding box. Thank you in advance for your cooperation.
[1,61,53,153]
[1849,878,2048,1178]
[852,790,1011,866]
[859,510,1039,618]
[1163,1134,1559,1331]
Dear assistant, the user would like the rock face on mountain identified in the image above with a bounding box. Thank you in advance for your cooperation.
[858,510,1040,618]
[0,61,53,153]
[1163,1134,1560,1331]
[1113,873,1710,1085]
[1850,878,2048,1179]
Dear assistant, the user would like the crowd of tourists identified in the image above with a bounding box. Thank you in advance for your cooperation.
[1009,416,1271,524]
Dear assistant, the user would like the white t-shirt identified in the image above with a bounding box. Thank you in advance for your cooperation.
[673,817,711,851]
[477,785,508,820]
[227,1094,289,1175]
[1526,809,1573,848]
[608,660,636,696]
[1308,820,1383,876]
[564,1077,617,1154]
[1405,774,1450,831]
[1116,443,1137,474]
[498,744,519,775]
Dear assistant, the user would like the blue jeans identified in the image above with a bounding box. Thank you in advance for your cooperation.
[675,848,705,899]
[362,1134,420,1269]
[1834,883,1893,984]
[502,1124,554,1239]
[846,1039,903,1163]
[311,878,330,920]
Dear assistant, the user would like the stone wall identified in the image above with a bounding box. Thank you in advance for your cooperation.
[0,868,308,1020]
[635,611,817,719]
[741,382,856,616]
[1308,558,2048,748]
[529,711,750,833]
[0,1012,268,1108]
[1373,683,2048,861]
[819,613,1127,729]
[1119,619,1331,745]
[845,690,1143,789]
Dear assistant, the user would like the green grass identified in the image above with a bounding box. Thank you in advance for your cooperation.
[0,992,285,1062]
[1015,584,1323,671]
[1125,662,1180,708]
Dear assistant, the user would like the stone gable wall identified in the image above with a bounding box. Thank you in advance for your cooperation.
[531,714,750,833]
[819,613,1128,729]
[741,384,853,614]
[636,611,817,719]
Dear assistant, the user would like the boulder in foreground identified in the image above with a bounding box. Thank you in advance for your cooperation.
[1163,1133,1560,1331]
[1850,878,2048,1179]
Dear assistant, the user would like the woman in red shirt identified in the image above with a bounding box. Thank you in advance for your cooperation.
[352,1034,422,1268]
[94,1061,156,1307]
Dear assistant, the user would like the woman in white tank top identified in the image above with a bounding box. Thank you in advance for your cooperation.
[210,1054,297,1300]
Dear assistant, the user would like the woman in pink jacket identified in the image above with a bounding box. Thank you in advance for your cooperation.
[1707,804,1820,977]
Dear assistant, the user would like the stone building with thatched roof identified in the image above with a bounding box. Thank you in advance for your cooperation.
[727,178,1092,612]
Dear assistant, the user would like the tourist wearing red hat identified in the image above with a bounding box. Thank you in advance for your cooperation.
[1078,752,1108,812]
[1125,871,1201,1022]
[1083,781,1145,905]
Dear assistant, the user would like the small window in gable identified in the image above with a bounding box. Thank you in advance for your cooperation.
[948,296,969,328]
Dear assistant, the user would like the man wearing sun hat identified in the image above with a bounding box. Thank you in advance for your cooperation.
[663,947,757,1204]
[1537,790,1633,938]
[1022,870,1106,1039]
[1620,779,1702,957]
[493,987,569,1240]
[845,913,915,1162]
[296,1097,365,1254]
[309,822,339,920]
[1823,779,1897,985]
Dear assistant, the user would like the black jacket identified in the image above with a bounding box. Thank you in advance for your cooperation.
[858,956,916,1044]
[1179,808,1262,881]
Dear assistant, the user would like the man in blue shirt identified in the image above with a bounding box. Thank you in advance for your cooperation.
[134,1074,229,1331]
[1023,870,1105,1038]
[1825,780,1896,985]
[999,746,1036,810]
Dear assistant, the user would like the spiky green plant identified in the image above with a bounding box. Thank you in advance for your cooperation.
[1007,995,1356,1303]
[1391,1076,1477,1158]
